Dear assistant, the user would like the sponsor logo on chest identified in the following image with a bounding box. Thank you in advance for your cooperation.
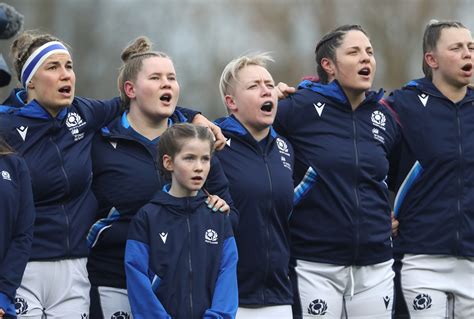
[65,112,86,141]
[1,170,11,181]
[370,110,386,144]
[276,137,292,171]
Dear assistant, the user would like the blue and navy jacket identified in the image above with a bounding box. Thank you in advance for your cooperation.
[274,80,400,266]
[388,77,474,257]
[0,89,122,260]
[214,115,294,306]
[0,154,35,318]
[125,188,238,319]
[87,111,237,289]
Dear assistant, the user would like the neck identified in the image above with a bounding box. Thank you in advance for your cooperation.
[343,88,366,110]
[168,182,198,198]
[127,107,169,140]
[248,126,270,142]
[432,76,467,103]
[27,95,62,117]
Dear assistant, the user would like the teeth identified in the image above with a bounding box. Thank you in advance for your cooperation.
[160,94,171,102]
[261,102,273,112]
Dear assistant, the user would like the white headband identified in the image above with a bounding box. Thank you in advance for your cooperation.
[20,41,70,89]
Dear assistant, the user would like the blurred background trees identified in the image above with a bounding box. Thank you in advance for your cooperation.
[1,0,472,118]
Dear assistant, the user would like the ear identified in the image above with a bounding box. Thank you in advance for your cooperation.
[424,52,439,70]
[321,57,336,77]
[162,154,174,172]
[124,81,136,99]
[27,80,35,90]
[224,95,238,112]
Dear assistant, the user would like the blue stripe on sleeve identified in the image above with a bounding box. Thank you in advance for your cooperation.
[125,239,171,318]
[87,207,121,248]
[293,166,318,208]
[204,237,238,319]
[394,161,423,217]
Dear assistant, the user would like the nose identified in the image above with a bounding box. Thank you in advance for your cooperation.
[59,66,72,80]
[360,51,371,63]
[160,78,172,89]
[194,160,204,172]
[261,84,272,97]
[462,45,472,59]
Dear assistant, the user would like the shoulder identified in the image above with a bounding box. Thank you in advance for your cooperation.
[279,88,322,110]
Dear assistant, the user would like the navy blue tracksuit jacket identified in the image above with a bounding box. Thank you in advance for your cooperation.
[1,89,200,262]
[0,154,35,317]
[215,115,294,306]
[0,94,121,260]
[388,77,474,257]
[274,80,400,266]
[125,189,238,319]
[87,112,237,289]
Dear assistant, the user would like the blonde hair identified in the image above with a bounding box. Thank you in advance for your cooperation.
[219,52,274,109]
[117,36,170,108]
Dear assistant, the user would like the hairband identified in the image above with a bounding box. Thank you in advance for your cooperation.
[20,41,70,89]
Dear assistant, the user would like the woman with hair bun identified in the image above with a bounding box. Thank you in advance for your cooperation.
[87,36,236,319]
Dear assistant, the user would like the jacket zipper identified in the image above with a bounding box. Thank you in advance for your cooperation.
[186,215,194,316]
[262,152,273,304]
[351,113,361,263]
[455,106,463,255]
[50,134,71,254]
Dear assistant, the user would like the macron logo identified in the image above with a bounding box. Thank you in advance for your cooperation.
[109,141,117,149]
[16,126,28,141]
[225,138,231,147]
[418,94,429,107]
[313,102,325,117]
[159,232,168,244]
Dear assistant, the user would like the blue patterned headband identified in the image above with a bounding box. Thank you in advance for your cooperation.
[20,41,70,89]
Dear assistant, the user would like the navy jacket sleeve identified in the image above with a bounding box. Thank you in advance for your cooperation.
[125,210,171,318]
[76,97,122,130]
[381,96,402,193]
[273,96,294,138]
[204,216,238,319]
[0,158,35,314]
[176,106,199,122]
[205,156,239,231]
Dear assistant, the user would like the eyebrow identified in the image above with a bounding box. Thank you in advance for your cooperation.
[449,41,474,46]
[149,72,176,76]
[245,78,274,84]
[346,45,373,50]
[44,60,73,66]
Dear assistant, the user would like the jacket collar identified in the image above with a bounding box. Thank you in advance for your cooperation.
[1,88,69,120]
[100,109,186,142]
[298,79,384,109]
[404,77,474,102]
[214,115,277,152]
[149,185,208,216]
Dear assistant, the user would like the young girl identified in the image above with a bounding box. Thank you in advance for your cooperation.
[125,123,238,319]
[0,137,35,318]
[274,25,400,318]
[87,37,236,318]
[388,20,474,318]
